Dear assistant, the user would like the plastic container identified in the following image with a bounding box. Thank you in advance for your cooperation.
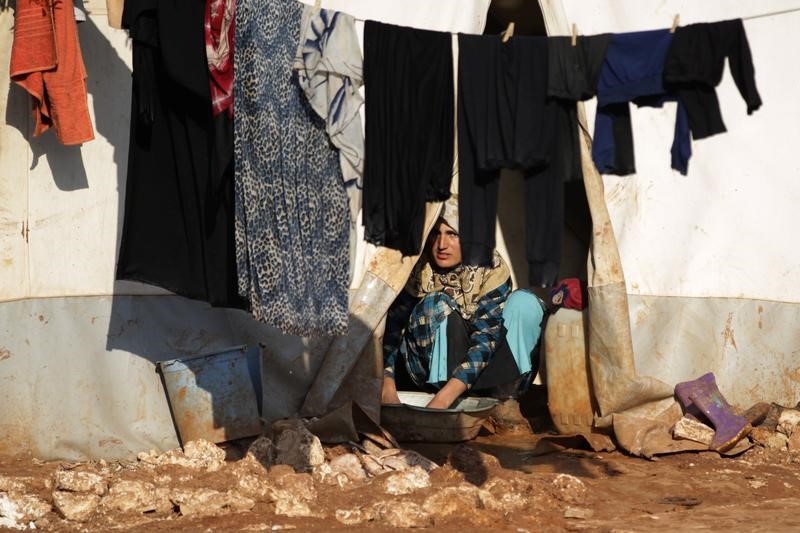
[544,308,598,434]
[381,391,499,442]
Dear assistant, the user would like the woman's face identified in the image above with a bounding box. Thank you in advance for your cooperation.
[430,219,462,269]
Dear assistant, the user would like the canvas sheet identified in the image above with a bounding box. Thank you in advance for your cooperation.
[0,0,492,460]
[559,0,800,304]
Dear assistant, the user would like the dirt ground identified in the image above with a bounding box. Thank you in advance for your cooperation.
[2,407,800,532]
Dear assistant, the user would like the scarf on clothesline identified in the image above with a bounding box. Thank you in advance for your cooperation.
[205,0,235,117]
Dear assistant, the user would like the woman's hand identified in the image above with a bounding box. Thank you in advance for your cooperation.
[381,376,402,405]
[426,378,467,409]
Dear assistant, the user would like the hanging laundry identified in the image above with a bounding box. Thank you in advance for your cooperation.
[664,19,762,140]
[293,6,364,224]
[205,0,236,118]
[117,0,244,309]
[547,34,612,101]
[74,0,88,23]
[10,0,94,145]
[234,0,350,337]
[457,34,581,288]
[592,29,691,176]
[362,21,454,256]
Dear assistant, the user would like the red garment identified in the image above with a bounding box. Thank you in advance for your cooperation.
[549,278,588,311]
[205,0,235,117]
[10,0,94,145]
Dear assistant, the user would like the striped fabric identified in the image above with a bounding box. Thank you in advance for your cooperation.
[384,280,512,388]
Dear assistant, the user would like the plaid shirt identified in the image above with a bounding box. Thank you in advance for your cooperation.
[383,279,512,389]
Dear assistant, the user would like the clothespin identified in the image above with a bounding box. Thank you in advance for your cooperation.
[502,22,515,43]
[313,0,321,13]
[571,23,578,47]
[670,14,679,33]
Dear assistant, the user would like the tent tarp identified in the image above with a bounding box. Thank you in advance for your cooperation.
[0,0,491,460]
[549,0,800,441]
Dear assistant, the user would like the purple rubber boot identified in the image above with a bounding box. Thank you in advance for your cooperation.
[680,373,751,452]
[674,373,723,422]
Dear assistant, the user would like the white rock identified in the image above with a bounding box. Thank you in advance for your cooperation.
[183,439,227,472]
[276,473,316,501]
[226,490,258,512]
[478,478,529,512]
[422,484,480,518]
[672,416,715,445]
[552,473,588,503]
[373,500,432,528]
[0,493,24,529]
[52,491,100,522]
[478,489,528,512]
[272,420,324,472]
[383,466,431,495]
[154,488,174,513]
[271,474,319,518]
[763,432,789,451]
[312,463,340,486]
[274,498,321,518]
[335,507,377,525]
[777,409,800,437]
[13,494,51,522]
[101,480,157,513]
[0,476,29,493]
[54,470,107,496]
[328,454,368,482]
[237,473,276,500]
[170,488,254,517]
[136,441,226,472]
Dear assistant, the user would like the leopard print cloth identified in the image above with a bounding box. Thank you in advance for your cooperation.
[234,0,349,336]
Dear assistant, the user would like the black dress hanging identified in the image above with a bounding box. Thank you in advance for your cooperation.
[117,0,244,309]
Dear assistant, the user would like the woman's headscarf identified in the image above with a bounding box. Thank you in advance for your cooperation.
[405,198,510,319]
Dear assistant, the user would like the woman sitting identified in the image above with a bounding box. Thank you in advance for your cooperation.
[381,198,546,409]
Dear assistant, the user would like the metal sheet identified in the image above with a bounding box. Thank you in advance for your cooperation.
[0,295,253,460]
[157,345,261,445]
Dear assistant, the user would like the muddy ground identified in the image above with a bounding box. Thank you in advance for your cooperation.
[2,407,800,531]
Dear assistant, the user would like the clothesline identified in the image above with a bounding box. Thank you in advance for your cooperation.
[741,6,800,21]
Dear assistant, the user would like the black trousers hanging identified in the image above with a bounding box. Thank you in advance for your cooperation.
[457,34,581,288]
[363,21,454,256]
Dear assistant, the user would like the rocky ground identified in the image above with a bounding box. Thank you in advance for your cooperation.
[2,405,800,531]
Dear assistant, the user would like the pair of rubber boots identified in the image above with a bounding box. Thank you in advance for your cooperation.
[674,372,752,452]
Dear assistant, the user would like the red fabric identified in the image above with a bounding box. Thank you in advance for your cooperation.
[549,278,588,311]
[10,0,94,145]
[205,0,235,117]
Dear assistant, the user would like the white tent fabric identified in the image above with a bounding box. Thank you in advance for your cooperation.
[0,0,490,460]
[554,0,800,413]
[562,0,800,304]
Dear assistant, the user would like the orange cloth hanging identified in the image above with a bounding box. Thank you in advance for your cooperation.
[10,0,94,145]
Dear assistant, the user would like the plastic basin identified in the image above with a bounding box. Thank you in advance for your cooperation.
[381,391,499,443]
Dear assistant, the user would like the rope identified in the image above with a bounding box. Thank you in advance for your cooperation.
[741,6,800,21]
